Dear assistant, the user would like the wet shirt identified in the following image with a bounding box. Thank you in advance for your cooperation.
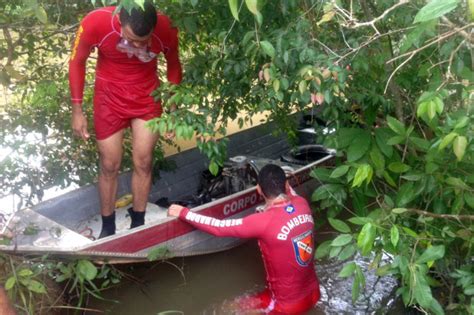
[179,195,319,308]
[69,6,182,105]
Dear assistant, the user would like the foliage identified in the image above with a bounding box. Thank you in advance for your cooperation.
[0,254,121,314]
[1,0,473,313]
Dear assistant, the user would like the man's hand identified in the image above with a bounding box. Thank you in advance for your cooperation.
[168,204,185,217]
[163,103,177,140]
[72,106,90,140]
[164,130,175,140]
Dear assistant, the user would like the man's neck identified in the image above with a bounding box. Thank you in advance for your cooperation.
[263,193,290,210]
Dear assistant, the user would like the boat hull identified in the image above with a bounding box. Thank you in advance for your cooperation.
[0,124,334,263]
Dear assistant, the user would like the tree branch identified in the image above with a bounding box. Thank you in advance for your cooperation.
[2,27,14,66]
[334,0,410,33]
[441,17,474,44]
[407,208,474,221]
[387,23,474,64]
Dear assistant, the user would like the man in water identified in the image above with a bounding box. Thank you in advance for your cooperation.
[168,164,320,314]
[69,1,182,238]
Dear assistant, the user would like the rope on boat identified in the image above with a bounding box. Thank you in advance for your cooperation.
[79,227,96,241]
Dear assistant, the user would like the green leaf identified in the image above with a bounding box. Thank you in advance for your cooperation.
[147,246,169,261]
[298,80,307,94]
[328,218,351,233]
[228,0,239,21]
[18,269,34,277]
[454,116,469,129]
[357,223,376,255]
[465,285,474,295]
[260,41,275,59]
[446,177,469,190]
[412,270,434,309]
[386,135,405,145]
[209,160,219,176]
[272,79,280,92]
[375,128,393,157]
[317,10,335,25]
[370,148,385,173]
[383,171,397,187]
[315,240,332,259]
[338,244,357,260]
[331,234,353,247]
[396,182,415,207]
[5,277,16,290]
[453,136,467,161]
[417,245,445,264]
[338,262,356,277]
[352,164,373,187]
[392,208,408,214]
[439,132,458,150]
[27,279,46,294]
[433,97,444,114]
[35,6,48,24]
[388,162,410,173]
[465,193,474,209]
[417,101,429,118]
[347,135,371,162]
[330,165,350,178]
[329,246,342,258]
[427,100,437,120]
[245,0,259,15]
[414,0,460,23]
[77,260,98,281]
[387,116,406,136]
[391,225,400,247]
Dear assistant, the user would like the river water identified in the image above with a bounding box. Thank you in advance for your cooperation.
[88,240,401,315]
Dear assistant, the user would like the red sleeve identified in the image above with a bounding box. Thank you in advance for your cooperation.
[179,208,269,239]
[68,15,98,105]
[157,15,182,85]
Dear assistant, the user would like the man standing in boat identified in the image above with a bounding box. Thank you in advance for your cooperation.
[168,164,320,314]
[69,1,182,238]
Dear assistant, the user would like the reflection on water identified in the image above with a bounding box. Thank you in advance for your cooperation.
[88,241,399,315]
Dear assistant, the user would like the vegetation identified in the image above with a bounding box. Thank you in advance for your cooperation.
[0,0,473,314]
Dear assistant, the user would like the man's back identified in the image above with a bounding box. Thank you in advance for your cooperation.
[178,194,319,308]
[256,195,319,305]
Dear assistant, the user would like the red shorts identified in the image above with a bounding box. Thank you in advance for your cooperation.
[236,287,320,314]
[93,77,162,140]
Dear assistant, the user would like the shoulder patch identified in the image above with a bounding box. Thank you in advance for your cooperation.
[292,230,314,267]
[284,204,295,214]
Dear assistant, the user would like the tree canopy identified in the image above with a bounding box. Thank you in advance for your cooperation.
[1,0,473,313]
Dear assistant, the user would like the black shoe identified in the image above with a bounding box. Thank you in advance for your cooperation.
[127,208,145,229]
[98,213,116,239]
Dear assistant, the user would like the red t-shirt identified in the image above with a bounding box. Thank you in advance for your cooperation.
[69,6,182,105]
[179,195,320,311]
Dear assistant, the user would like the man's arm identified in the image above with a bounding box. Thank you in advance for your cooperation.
[159,16,182,86]
[69,19,96,140]
[168,204,267,239]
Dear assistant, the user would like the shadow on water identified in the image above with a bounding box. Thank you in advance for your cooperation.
[86,239,403,315]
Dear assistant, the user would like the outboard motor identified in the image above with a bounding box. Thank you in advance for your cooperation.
[281,144,331,166]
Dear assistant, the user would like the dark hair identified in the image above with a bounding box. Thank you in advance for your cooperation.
[119,1,157,37]
[258,164,287,198]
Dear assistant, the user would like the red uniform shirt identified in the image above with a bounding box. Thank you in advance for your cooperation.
[179,195,320,313]
[69,7,182,139]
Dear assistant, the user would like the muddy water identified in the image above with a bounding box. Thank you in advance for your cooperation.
[88,239,400,315]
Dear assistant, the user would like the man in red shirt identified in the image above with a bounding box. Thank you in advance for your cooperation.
[168,164,320,314]
[69,1,182,238]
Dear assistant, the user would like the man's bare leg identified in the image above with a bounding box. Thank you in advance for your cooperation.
[0,286,16,315]
[97,129,124,237]
[129,119,159,227]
